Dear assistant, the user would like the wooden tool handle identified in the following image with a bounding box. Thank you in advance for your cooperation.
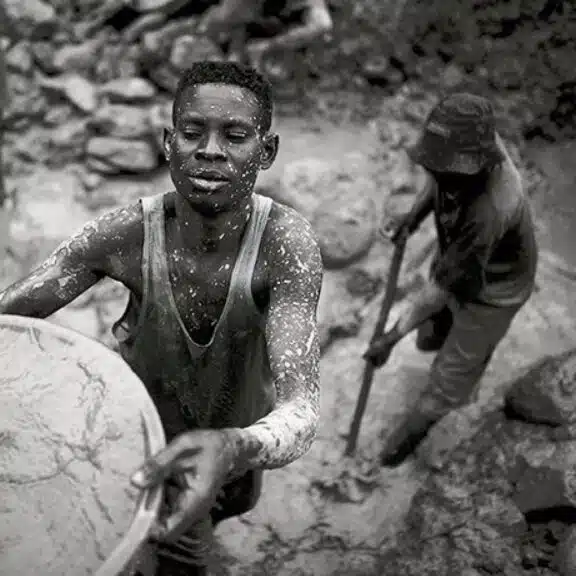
[345,229,409,456]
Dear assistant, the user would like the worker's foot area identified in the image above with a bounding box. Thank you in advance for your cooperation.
[380,412,439,467]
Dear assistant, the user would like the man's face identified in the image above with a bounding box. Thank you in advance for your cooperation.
[428,168,490,202]
[165,83,278,213]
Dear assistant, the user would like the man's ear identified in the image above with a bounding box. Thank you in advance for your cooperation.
[259,132,279,171]
[163,128,174,161]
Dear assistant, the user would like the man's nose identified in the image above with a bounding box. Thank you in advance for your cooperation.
[195,132,226,161]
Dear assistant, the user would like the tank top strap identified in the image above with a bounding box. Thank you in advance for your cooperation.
[228,194,273,311]
[141,193,171,298]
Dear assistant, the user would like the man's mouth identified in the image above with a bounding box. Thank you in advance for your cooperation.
[186,170,230,193]
[187,170,230,182]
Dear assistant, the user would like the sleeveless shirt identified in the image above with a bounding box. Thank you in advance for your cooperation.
[112,193,276,442]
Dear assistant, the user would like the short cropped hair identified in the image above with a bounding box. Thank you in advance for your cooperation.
[173,61,273,132]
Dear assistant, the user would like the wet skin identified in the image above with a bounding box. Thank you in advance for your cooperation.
[0,82,323,541]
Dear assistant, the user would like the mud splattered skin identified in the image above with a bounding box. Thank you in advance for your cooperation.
[0,79,323,487]
[226,203,322,473]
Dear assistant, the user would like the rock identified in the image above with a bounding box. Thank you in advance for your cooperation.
[555,525,576,576]
[87,104,153,139]
[94,42,142,83]
[86,137,159,174]
[100,77,157,104]
[376,344,576,576]
[43,104,74,127]
[77,170,103,193]
[315,196,377,269]
[511,442,576,514]
[46,120,89,166]
[279,155,379,269]
[29,42,58,74]
[417,402,498,471]
[86,156,120,175]
[133,0,191,13]
[5,42,33,75]
[147,65,181,94]
[38,74,98,114]
[378,410,532,576]
[121,13,167,43]
[3,75,47,126]
[169,35,224,70]
[276,158,333,217]
[52,37,106,75]
[505,348,576,426]
[345,266,383,299]
[4,0,58,39]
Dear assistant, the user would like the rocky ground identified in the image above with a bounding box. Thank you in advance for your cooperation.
[1,0,576,575]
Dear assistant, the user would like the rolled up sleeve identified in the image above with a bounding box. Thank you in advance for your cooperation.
[433,202,502,301]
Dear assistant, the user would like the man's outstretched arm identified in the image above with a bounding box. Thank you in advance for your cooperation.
[0,206,135,318]
[226,207,323,473]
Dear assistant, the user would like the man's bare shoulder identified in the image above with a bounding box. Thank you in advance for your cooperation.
[59,201,144,275]
[261,200,323,283]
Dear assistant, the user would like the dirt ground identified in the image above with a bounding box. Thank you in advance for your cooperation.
[2,96,576,574]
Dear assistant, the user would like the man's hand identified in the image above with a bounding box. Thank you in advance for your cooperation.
[363,327,402,367]
[379,213,414,244]
[130,429,238,542]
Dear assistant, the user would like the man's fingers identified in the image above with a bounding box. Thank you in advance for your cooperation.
[131,439,201,488]
[155,487,212,543]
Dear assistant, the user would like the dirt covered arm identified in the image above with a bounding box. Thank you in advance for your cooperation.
[0,205,140,318]
[225,205,323,473]
[268,0,331,49]
[407,172,435,233]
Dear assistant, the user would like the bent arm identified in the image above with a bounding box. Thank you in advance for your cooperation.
[408,173,435,233]
[254,0,333,52]
[224,210,323,474]
[0,206,136,317]
[391,280,450,342]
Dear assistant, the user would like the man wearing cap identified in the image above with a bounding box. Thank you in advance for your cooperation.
[365,92,538,466]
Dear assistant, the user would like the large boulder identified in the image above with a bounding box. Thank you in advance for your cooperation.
[505,349,576,426]
[272,155,379,269]
[378,349,576,576]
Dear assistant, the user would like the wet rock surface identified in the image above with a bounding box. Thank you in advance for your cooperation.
[379,351,576,576]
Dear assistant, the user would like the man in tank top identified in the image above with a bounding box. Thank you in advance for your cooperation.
[0,61,323,575]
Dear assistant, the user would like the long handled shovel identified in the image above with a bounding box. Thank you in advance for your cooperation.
[344,227,409,456]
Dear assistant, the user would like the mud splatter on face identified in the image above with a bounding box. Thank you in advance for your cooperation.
[165,83,277,216]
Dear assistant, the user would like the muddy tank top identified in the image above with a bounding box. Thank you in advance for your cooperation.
[112,193,276,442]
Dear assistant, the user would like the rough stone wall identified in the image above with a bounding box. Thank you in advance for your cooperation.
[395,0,575,140]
